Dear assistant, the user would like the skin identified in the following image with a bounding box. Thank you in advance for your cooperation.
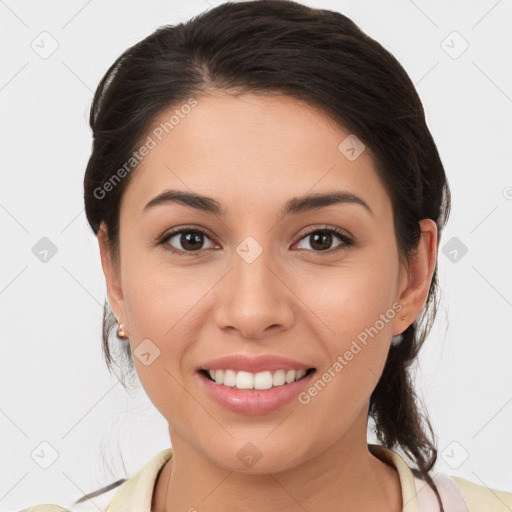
[98,91,437,512]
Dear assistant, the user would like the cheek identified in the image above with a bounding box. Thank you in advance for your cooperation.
[291,260,398,411]
[294,260,397,346]
[123,286,196,421]
[121,254,208,340]
[118,262,192,397]
[120,260,223,398]
[294,279,396,438]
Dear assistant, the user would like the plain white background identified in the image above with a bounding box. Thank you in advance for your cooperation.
[1,0,511,509]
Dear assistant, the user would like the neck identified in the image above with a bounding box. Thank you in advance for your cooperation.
[152,413,402,512]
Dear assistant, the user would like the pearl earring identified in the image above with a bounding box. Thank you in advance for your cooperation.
[117,322,128,339]
[391,315,408,346]
[391,334,403,346]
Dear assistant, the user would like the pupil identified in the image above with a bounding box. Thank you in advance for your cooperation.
[182,232,203,251]
[311,232,331,251]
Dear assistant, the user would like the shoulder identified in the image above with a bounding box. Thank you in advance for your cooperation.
[71,478,126,511]
[451,474,512,512]
[18,448,172,512]
[413,471,512,512]
[370,443,512,512]
[17,478,125,512]
[18,507,71,512]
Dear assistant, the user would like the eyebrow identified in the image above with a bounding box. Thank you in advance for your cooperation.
[143,189,374,218]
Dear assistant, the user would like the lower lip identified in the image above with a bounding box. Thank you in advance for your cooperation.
[198,370,316,415]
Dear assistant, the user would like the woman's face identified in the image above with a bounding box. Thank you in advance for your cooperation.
[99,91,436,472]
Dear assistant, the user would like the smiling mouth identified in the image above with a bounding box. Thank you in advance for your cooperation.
[198,368,316,391]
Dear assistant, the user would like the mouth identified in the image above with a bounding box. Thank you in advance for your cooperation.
[197,363,318,415]
[198,367,317,391]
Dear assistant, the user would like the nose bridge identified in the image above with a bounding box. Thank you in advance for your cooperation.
[232,233,278,302]
[214,232,293,337]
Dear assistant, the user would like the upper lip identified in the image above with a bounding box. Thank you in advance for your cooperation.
[199,354,315,373]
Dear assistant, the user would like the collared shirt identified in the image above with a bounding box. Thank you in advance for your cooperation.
[20,443,512,511]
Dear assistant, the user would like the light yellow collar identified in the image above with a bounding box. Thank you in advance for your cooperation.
[368,443,422,512]
[107,447,172,512]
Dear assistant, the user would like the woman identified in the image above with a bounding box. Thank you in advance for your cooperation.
[22,1,512,511]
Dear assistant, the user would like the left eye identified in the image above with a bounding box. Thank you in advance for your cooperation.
[295,229,351,252]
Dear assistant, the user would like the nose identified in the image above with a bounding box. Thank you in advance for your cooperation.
[213,243,295,340]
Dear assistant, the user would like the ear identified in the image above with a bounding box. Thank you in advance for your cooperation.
[97,221,128,330]
[392,218,438,336]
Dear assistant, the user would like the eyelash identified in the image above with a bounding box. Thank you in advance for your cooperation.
[156,224,354,256]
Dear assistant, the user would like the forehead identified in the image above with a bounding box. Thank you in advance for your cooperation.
[120,92,390,221]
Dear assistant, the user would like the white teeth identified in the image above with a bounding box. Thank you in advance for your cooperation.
[254,371,273,390]
[272,369,286,386]
[223,369,236,387]
[235,371,254,389]
[206,368,311,389]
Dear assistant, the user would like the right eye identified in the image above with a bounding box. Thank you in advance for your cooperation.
[158,227,218,255]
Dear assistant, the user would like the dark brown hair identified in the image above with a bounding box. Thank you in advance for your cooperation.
[81,1,451,508]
